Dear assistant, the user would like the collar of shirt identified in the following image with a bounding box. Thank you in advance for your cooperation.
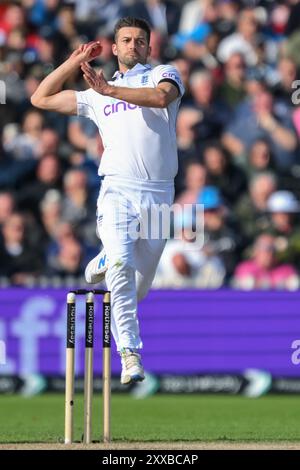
[112,63,152,79]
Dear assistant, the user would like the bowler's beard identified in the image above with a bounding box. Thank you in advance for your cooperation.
[119,53,147,69]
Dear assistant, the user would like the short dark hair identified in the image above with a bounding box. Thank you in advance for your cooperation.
[114,17,151,44]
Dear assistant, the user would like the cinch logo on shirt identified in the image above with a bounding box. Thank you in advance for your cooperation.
[104,101,140,116]
[162,72,181,83]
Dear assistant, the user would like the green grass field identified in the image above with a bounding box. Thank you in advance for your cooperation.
[0,394,300,444]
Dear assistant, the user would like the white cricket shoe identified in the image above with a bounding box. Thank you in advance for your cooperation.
[120,349,145,385]
[85,248,108,284]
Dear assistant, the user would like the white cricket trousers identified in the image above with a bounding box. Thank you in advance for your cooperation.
[97,175,174,351]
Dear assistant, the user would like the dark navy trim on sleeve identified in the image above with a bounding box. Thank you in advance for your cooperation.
[158,78,181,96]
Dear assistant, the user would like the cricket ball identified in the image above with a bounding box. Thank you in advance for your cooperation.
[88,41,102,58]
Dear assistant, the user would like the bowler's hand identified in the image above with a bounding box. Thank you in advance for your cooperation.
[69,41,103,66]
[81,62,112,96]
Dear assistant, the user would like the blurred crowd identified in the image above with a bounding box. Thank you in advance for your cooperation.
[1,0,300,290]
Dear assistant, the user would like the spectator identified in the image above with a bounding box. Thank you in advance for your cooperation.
[170,57,193,105]
[17,153,62,219]
[243,67,267,99]
[46,232,85,278]
[233,233,299,290]
[68,146,101,189]
[39,189,63,244]
[39,128,61,155]
[149,29,165,65]
[243,139,275,179]
[67,116,98,152]
[292,100,300,135]
[178,0,212,35]
[0,191,16,228]
[0,3,26,45]
[234,172,277,242]
[222,89,298,171]
[173,0,219,64]
[35,29,57,65]
[217,8,260,66]
[202,142,247,205]
[33,5,74,66]
[189,69,230,146]
[0,51,26,125]
[7,109,44,160]
[285,0,300,37]
[92,26,118,79]
[265,190,300,268]
[15,65,46,118]
[6,26,26,53]
[175,107,203,194]
[283,36,300,70]
[0,128,36,190]
[198,185,241,279]
[214,0,238,39]
[181,26,220,71]
[74,0,122,37]
[45,216,97,273]
[271,57,297,107]
[175,160,207,206]
[176,106,202,154]
[218,53,246,110]
[56,4,77,44]
[122,0,180,37]
[154,210,225,288]
[22,0,60,31]
[0,212,43,284]
[61,168,97,245]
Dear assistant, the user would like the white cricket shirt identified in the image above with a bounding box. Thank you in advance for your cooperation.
[76,63,184,181]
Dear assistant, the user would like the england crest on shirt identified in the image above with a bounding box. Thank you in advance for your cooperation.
[141,75,149,85]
